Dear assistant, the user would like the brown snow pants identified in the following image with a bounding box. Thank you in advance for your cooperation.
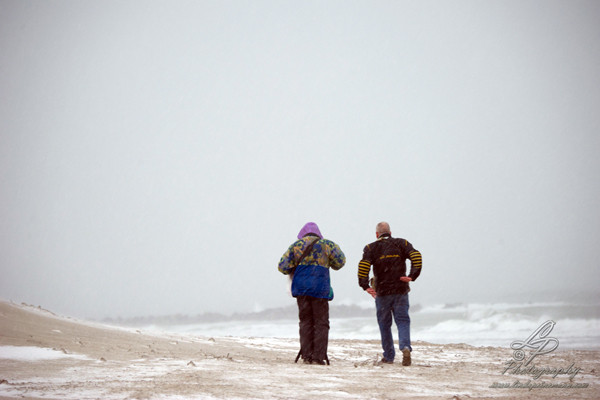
[297,295,329,363]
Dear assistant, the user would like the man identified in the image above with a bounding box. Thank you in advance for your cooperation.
[279,222,345,365]
[358,222,422,366]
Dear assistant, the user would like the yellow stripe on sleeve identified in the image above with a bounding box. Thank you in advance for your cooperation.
[358,260,371,278]
[409,251,422,268]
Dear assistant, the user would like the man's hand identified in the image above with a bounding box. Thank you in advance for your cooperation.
[366,287,377,299]
[400,276,412,282]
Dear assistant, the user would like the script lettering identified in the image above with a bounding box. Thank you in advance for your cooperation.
[510,320,559,366]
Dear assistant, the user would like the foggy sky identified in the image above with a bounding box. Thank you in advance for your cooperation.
[1,0,599,319]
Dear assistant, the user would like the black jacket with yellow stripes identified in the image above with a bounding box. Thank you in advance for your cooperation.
[358,233,422,296]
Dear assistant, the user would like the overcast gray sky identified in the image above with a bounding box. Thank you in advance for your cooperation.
[1,0,599,319]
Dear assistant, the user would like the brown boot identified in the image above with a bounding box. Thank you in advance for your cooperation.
[402,348,411,366]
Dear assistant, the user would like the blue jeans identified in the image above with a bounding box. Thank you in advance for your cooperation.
[375,293,411,361]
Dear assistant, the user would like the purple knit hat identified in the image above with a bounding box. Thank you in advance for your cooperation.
[297,222,323,239]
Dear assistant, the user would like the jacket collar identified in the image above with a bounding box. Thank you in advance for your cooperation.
[303,233,320,238]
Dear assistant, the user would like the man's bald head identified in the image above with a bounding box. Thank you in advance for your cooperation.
[376,222,391,237]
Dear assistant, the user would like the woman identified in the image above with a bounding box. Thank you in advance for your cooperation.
[278,222,345,364]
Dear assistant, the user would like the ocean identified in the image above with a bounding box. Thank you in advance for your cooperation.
[144,301,600,350]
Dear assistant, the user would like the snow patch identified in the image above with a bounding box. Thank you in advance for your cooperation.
[0,346,89,361]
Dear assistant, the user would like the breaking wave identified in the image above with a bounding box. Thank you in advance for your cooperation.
[144,301,600,350]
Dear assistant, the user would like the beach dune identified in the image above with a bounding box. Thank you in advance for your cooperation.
[0,300,598,399]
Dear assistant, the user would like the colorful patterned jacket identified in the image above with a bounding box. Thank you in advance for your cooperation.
[279,234,346,299]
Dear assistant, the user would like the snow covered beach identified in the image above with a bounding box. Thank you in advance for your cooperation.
[1,301,599,400]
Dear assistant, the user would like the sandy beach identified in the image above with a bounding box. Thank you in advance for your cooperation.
[1,300,598,400]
